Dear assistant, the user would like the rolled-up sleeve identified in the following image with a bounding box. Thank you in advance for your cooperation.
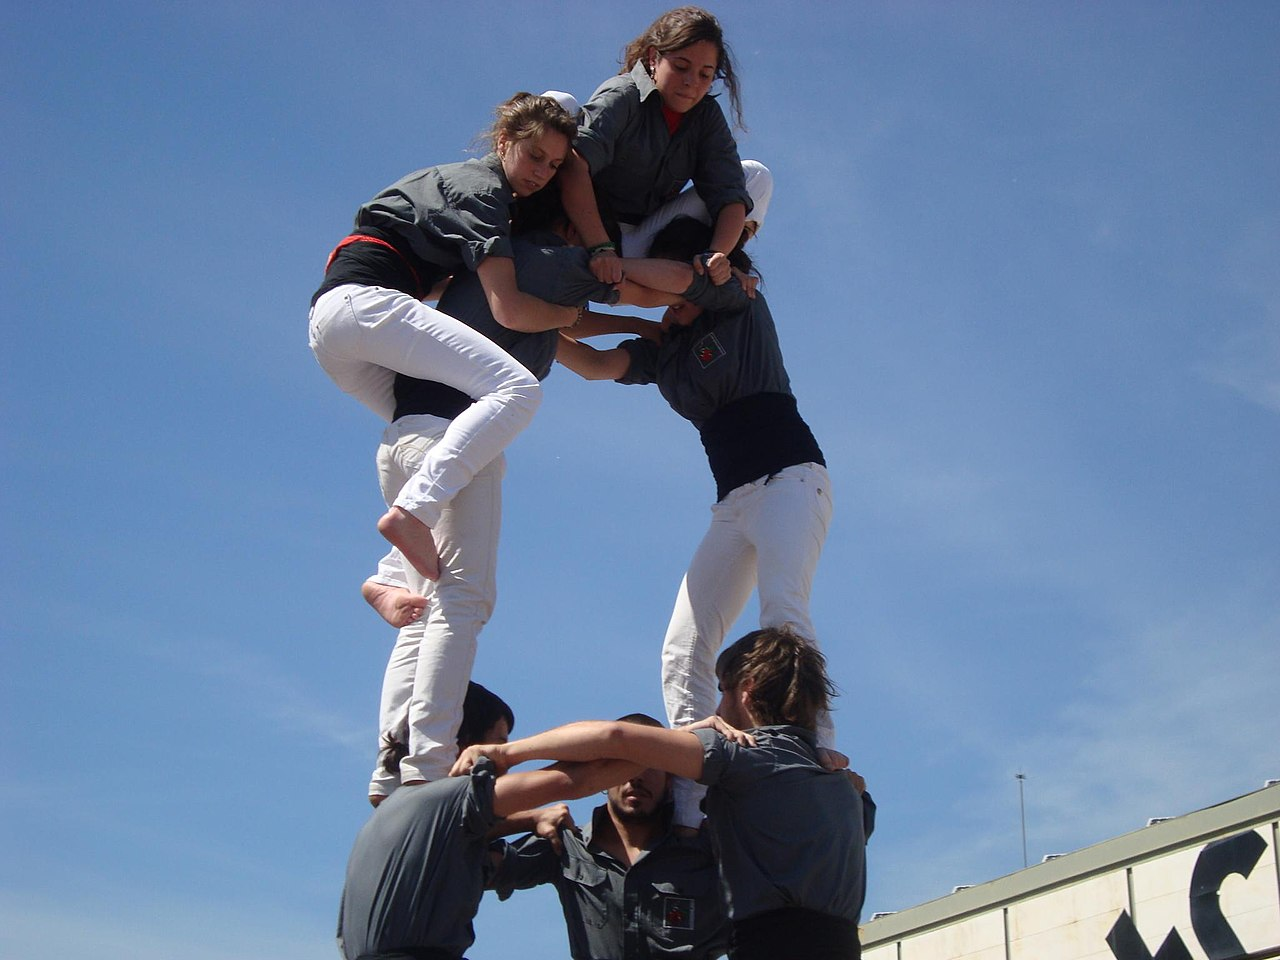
[429,188,513,270]
[489,833,561,899]
[518,244,620,306]
[616,337,660,385]
[694,727,732,786]
[692,103,750,219]
[681,270,750,313]
[574,76,640,176]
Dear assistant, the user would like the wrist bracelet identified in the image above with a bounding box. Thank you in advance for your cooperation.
[588,242,617,258]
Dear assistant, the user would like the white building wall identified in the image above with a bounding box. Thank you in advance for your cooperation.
[862,786,1280,960]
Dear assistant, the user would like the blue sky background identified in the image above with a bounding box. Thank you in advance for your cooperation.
[2,2,1277,957]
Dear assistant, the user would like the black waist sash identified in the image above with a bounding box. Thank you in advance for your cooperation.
[392,374,474,422]
[730,907,860,960]
[698,393,825,501]
[311,227,444,306]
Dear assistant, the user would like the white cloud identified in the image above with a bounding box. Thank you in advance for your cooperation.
[1199,218,1280,413]
[1201,322,1280,413]
[120,625,368,755]
[999,595,1280,854]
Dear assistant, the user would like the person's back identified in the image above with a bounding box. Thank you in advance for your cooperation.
[339,765,499,960]
[696,725,866,925]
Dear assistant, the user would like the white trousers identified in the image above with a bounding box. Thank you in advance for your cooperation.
[661,462,834,827]
[619,160,774,258]
[367,415,504,795]
[308,284,538,528]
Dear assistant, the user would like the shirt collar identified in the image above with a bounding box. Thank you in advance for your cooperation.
[479,151,514,198]
[585,801,676,852]
[629,60,661,103]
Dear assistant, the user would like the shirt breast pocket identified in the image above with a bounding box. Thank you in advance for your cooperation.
[645,876,718,942]
[564,859,612,929]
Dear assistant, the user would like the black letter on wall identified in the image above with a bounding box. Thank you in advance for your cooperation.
[1189,829,1267,960]
[1106,911,1194,960]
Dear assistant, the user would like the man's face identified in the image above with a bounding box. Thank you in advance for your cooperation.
[606,767,669,822]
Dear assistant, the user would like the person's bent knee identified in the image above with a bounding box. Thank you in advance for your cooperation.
[503,374,542,418]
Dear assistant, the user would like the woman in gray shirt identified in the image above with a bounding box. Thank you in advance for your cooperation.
[452,626,869,960]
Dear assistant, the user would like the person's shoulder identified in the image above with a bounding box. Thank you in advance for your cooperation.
[437,155,508,200]
[587,69,641,104]
[764,724,818,746]
[689,92,733,130]
[752,725,822,761]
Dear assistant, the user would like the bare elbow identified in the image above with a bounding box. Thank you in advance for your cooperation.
[489,301,525,331]
[600,721,632,755]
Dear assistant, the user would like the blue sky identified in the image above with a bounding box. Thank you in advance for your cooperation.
[2,2,1277,957]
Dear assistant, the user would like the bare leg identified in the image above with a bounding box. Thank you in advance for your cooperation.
[362,580,429,629]
[378,506,441,581]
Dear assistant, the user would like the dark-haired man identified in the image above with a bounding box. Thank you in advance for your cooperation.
[491,714,729,960]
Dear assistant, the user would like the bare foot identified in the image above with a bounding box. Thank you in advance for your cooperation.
[377,507,440,581]
[362,580,429,628]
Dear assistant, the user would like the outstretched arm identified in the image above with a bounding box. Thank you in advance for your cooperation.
[491,759,644,818]
[556,335,632,381]
[615,278,681,309]
[569,308,662,343]
[616,257,696,296]
[458,721,710,783]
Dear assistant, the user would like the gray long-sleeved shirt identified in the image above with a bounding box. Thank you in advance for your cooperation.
[337,760,498,959]
[576,62,749,225]
[315,153,518,305]
[616,272,790,429]
[694,726,867,924]
[356,153,516,271]
[616,270,822,500]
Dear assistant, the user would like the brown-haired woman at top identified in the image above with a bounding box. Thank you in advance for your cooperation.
[558,7,756,287]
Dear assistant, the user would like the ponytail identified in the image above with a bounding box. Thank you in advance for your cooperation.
[716,626,836,730]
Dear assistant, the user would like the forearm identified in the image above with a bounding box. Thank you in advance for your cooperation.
[501,721,704,780]
[556,335,630,380]
[617,258,695,296]
[560,152,611,250]
[494,291,578,332]
[488,807,554,840]
[710,202,747,255]
[571,308,658,340]
[500,721,622,766]
[492,759,643,817]
[616,278,682,309]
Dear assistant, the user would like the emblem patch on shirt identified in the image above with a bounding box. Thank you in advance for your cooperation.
[661,896,696,930]
[692,332,726,369]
